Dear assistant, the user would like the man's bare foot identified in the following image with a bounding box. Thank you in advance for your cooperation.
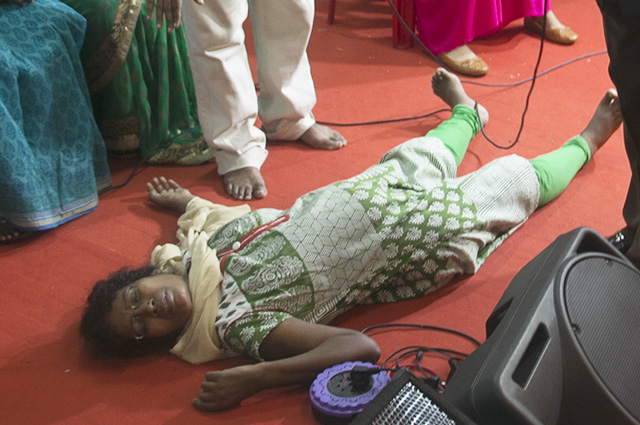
[580,89,622,156]
[147,176,195,212]
[224,167,267,200]
[431,67,489,126]
[0,220,33,244]
[299,124,347,150]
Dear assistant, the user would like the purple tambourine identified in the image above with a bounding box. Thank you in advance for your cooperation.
[310,361,390,424]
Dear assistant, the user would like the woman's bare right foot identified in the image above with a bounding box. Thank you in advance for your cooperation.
[431,67,489,126]
[147,177,195,212]
[223,167,267,201]
[580,89,622,156]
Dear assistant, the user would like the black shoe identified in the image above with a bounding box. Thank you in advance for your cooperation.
[607,228,633,254]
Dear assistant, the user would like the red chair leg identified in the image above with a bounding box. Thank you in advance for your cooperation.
[392,0,415,49]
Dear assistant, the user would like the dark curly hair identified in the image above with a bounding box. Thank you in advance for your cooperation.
[80,265,182,359]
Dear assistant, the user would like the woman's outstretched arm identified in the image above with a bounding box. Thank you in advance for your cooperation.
[192,318,381,411]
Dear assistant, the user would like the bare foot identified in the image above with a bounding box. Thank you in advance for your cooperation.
[299,124,347,150]
[224,167,267,200]
[580,89,622,156]
[0,220,33,244]
[431,67,489,126]
[146,176,195,212]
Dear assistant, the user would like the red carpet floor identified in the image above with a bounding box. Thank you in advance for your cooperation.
[0,0,628,424]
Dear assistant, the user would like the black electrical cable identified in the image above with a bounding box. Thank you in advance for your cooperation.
[381,345,471,369]
[316,107,451,127]
[323,0,607,149]
[379,345,470,386]
[361,322,482,346]
[374,0,548,150]
[461,49,607,88]
[479,9,547,149]
[97,130,193,195]
[364,323,481,386]
[385,0,548,149]
[315,49,606,128]
[98,155,148,195]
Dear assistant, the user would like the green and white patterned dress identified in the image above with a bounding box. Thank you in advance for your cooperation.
[210,136,540,360]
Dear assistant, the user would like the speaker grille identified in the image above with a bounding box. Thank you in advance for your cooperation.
[351,369,477,425]
[564,257,640,419]
[369,382,456,425]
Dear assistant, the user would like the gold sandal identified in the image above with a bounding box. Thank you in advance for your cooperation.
[437,52,489,77]
[524,17,578,45]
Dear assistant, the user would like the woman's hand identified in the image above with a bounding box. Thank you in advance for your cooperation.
[192,318,381,411]
[193,364,263,411]
[1,0,33,6]
[146,0,182,33]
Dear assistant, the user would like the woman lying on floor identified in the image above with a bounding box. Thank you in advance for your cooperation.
[80,68,622,411]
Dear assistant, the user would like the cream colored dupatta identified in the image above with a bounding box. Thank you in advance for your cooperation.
[149,197,250,364]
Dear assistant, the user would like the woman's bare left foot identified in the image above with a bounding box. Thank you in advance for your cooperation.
[0,220,33,244]
[299,124,347,150]
[147,177,195,212]
[580,89,622,156]
[431,67,489,126]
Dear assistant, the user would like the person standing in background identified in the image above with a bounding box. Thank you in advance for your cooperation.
[179,0,347,201]
[59,0,215,165]
[0,0,110,243]
[414,0,578,77]
[597,0,640,268]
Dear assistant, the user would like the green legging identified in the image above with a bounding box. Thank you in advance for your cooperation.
[427,105,591,207]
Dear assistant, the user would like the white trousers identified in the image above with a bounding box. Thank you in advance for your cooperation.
[181,0,317,175]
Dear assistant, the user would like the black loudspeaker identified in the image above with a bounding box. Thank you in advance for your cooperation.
[442,227,640,425]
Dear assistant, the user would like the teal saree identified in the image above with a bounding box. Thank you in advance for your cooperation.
[0,0,110,231]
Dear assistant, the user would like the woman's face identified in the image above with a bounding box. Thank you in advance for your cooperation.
[106,273,193,340]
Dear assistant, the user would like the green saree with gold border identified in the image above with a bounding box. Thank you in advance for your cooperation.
[60,0,215,165]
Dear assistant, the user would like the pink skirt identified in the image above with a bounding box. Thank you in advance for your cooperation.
[415,0,550,55]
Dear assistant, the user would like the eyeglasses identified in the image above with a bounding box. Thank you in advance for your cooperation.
[124,284,145,340]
